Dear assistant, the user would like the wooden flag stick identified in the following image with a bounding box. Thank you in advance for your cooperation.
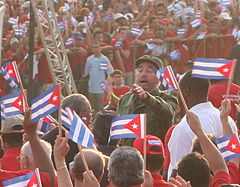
[58,84,63,137]
[143,113,147,171]
[77,144,89,172]
[226,59,237,99]
[18,73,29,110]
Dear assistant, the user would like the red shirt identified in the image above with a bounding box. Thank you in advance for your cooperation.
[209,171,231,187]
[0,170,57,187]
[103,85,130,107]
[136,36,155,59]
[208,82,240,121]
[1,147,21,171]
[151,173,169,187]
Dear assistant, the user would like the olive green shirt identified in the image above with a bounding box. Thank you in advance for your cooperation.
[116,89,178,146]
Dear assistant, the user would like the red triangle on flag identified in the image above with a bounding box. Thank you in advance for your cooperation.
[6,62,17,81]
[226,134,240,154]
[216,60,233,79]
[48,85,60,106]
[124,115,143,138]
[11,92,25,112]
[27,171,40,187]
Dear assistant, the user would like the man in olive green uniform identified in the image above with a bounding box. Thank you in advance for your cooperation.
[116,55,178,146]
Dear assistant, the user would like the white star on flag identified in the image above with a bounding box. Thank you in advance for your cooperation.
[231,144,236,150]
[18,101,22,106]
[31,183,38,187]
[223,68,229,72]
[52,95,58,101]
[132,123,138,129]
[8,69,13,74]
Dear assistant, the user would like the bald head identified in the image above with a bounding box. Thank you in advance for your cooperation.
[73,149,105,181]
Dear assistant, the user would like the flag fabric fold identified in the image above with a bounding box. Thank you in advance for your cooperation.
[3,172,34,187]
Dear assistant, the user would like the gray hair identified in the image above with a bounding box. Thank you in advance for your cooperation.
[108,146,144,187]
[21,140,52,163]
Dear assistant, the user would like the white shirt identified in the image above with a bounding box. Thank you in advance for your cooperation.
[167,102,238,180]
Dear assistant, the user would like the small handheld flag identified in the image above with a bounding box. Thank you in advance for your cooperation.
[216,60,233,78]
[3,172,34,187]
[191,18,202,29]
[170,50,181,60]
[12,91,26,112]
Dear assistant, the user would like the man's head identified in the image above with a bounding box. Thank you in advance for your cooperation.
[92,42,102,55]
[179,70,209,108]
[92,110,119,146]
[10,38,19,51]
[135,55,162,92]
[0,115,24,149]
[93,30,104,43]
[19,140,52,170]
[133,135,164,172]
[178,152,210,187]
[62,94,92,125]
[118,27,128,40]
[72,149,105,183]
[108,146,144,187]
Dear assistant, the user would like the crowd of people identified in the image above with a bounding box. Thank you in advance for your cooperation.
[1,0,240,186]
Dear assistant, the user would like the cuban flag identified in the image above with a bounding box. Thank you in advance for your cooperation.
[130,28,143,37]
[216,60,233,79]
[8,17,19,25]
[0,67,18,90]
[31,85,60,123]
[66,108,94,148]
[58,21,66,31]
[3,61,21,83]
[61,108,72,129]
[170,49,181,60]
[232,27,239,39]
[184,7,194,15]
[196,32,207,40]
[222,0,233,6]
[1,91,23,120]
[115,39,123,48]
[100,80,108,92]
[2,172,34,186]
[27,168,42,187]
[195,10,201,18]
[216,134,240,162]
[11,91,26,112]
[109,114,145,143]
[100,62,109,71]
[155,66,178,92]
[192,58,232,79]
[102,14,113,22]
[167,2,175,12]
[65,37,75,46]
[14,25,25,37]
[177,28,185,35]
[191,18,202,29]
[175,9,185,17]
[144,43,156,53]
[37,115,56,132]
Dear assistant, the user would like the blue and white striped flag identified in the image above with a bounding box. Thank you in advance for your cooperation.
[195,10,201,18]
[3,172,34,187]
[1,91,23,120]
[130,28,143,37]
[65,37,75,46]
[232,27,239,39]
[14,25,25,37]
[8,17,19,25]
[61,108,72,129]
[102,14,113,22]
[0,67,18,90]
[31,85,59,123]
[216,134,240,162]
[170,49,181,60]
[184,7,194,15]
[191,18,202,29]
[192,58,231,79]
[222,0,233,6]
[58,21,66,31]
[66,108,94,148]
[177,28,186,35]
[196,32,207,40]
[115,39,123,48]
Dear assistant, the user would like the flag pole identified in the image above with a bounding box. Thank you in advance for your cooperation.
[35,168,43,187]
[143,113,147,171]
[77,144,89,172]
[58,84,63,137]
[226,59,237,99]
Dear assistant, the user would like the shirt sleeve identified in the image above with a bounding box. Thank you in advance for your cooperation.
[209,171,231,187]
[227,162,239,184]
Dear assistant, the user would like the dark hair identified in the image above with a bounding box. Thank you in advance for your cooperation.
[112,69,123,77]
[118,27,127,33]
[73,150,105,181]
[92,110,119,146]
[1,133,23,146]
[179,70,209,100]
[191,134,217,154]
[146,146,164,172]
[0,137,4,158]
[178,152,210,187]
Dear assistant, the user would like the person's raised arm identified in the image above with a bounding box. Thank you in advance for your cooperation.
[23,108,56,187]
[186,111,228,174]
[53,133,73,187]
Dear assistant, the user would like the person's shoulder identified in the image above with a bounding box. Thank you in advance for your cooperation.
[119,91,133,100]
